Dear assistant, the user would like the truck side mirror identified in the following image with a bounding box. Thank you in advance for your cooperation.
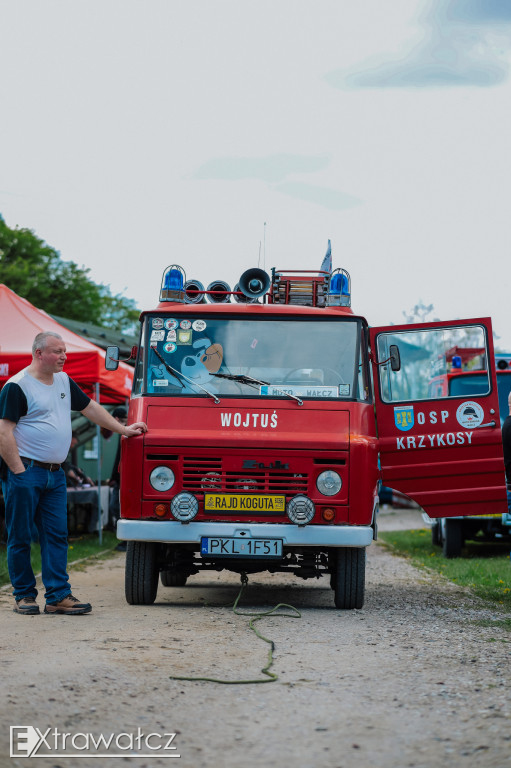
[105,346,120,371]
[389,344,401,372]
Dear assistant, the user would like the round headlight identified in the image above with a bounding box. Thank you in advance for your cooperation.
[287,495,315,525]
[316,470,342,497]
[149,466,175,492]
[171,492,199,522]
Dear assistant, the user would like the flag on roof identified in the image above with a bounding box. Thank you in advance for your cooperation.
[320,239,332,274]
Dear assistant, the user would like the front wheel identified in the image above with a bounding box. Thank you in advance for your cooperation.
[332,548,366,609]
[125,541,159,604]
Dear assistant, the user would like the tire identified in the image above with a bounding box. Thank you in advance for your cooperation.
[332,547,366,609]
[442,519,463,558]
[160,570,188,587]
[125,541,159,605]
[431,521,442,546]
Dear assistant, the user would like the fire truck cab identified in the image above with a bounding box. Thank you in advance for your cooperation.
[106,261,507,608]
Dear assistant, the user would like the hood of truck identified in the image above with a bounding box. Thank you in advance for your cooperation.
[144,402,350,450]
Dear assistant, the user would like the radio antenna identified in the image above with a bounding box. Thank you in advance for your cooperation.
[263,221,267,271]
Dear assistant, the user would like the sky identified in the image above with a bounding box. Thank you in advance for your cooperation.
[0,0,510,346]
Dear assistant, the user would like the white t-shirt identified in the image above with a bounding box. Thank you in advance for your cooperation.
[0,369,90,463]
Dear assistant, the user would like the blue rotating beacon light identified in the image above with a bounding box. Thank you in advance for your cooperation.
[160,265,186,303]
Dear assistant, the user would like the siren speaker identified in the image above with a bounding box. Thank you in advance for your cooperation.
[238,268,271,299]
[233,283,257,303]
[206,280,231,303]
[184,279,205,304]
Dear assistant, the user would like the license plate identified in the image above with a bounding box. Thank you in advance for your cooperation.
[200,537,283,558]
[204,493,286,513]
[260,385,340,398]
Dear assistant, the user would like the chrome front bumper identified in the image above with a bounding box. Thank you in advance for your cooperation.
[117,520,373,548]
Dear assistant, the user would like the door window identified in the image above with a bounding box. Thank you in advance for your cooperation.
[377,325,489,403]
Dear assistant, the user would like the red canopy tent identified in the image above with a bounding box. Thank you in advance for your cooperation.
[0,284,133,403]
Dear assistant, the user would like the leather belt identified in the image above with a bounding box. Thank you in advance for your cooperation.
[20,457,62,472]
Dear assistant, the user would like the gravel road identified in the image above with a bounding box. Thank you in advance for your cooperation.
[1,508,510,768]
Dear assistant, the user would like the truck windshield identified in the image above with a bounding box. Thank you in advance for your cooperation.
[138,315,364,400]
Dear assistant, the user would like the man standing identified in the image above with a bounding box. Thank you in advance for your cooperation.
[0,332,147,615]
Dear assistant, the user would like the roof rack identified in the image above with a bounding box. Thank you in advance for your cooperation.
[270,269,330,307]
[269,268,351,307]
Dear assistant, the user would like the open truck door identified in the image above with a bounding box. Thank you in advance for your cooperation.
[370,317,507,519]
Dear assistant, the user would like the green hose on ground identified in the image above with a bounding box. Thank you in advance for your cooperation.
[169,573,301,684]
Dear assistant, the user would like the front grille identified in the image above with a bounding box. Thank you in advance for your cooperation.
[182,457,308,495]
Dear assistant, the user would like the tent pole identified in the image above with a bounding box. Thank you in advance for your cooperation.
[95,382,102,545]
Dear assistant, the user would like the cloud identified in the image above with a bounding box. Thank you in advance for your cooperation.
[193,154,330,184]
[445,0,511,24]
[326,0,511,89]
[193,154,360,211]
[272,182,361,211]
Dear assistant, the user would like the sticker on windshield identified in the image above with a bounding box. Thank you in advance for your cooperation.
[164,319,178,330]
[180,319,192,330]
[152,318,164,329]
[260,385,339,398]
[339,384,351,396]
[166,330,177,341]
[456,401,484,428]
[177,330,192,344]
[164,342,177,353]
[192,319,207,332]
[150,330,165,342]
[152,379,169,387]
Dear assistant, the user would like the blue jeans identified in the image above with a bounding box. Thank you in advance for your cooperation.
[2,464,71,603]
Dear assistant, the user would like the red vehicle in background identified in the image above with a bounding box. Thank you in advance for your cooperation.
[106,256,507,607]
[429,350,511,426]
[426,349,511,556]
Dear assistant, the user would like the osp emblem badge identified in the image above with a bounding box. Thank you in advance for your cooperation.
[394,406,414,432]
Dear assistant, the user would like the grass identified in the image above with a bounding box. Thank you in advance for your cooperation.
[0,531,119,589]
[473,618,511,629]
[379,528,511,612]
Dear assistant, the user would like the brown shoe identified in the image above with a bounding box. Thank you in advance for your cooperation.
[13,596,40,615]
[44,595,92,615]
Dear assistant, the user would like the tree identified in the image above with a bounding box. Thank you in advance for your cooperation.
[401,301,437,324]
[401,300,496,347]
[0,215,138,331]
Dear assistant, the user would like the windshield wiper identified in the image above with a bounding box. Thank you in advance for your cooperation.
[212,371,303,405]
[151,348,184,388]
[267,385,303,406]
[151,348,220,404]
[210,372,269,388]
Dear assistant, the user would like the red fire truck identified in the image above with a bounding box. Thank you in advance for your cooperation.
[426,349,511,556]
[106,261,507,608]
